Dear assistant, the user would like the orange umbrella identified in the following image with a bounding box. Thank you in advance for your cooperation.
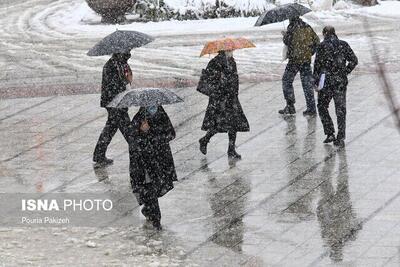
[200,37,256,57]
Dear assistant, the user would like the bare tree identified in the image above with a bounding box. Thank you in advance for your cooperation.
[364,18,400,133]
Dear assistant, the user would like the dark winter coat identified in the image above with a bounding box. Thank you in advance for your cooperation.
[201,52,250,133]
[100,55,130,107]
[129,106,177,205]
[283,18,320,64]
[313,34,358,88]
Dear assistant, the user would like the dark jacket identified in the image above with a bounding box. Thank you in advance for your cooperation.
[129,106,177,205]
[283,18,320,64]
[313,35,358,88]
[201,52,250,133]
[100,55,130,108]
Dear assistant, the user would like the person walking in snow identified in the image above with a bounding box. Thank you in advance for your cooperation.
[129,106,177,230]
[314,26,358,147]
[93,53,133,166]
[279,16,320,116]
[198,50,249,159]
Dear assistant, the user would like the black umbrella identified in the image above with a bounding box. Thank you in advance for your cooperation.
[254,3,312,27]
[87,30,155,56]
[107,88,184,108]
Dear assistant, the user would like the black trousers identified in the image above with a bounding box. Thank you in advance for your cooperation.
[317,86,347,140]
[93,108,132,161]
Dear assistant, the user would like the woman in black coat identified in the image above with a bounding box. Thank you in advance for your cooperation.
[199,50,249,159]
[129,106,177,230]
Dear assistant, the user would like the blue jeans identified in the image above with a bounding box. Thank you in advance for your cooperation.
[282,62,316,112]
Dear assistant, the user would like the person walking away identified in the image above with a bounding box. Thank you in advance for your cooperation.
[129,106,177,230]
[93,53,133,166]
[279,16,320,116]
[199,50,250,159]
[314,26,358,147]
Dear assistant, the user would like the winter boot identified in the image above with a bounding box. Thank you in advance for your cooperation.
[152,219,162,231]
[334,139,345,148]
[323,135,336,144]
[141,205,151,221]
[303,109,317,117]
[93,157,113,168]
[199,137,209,155]
[228,149,242,159]
[279,104,296,115]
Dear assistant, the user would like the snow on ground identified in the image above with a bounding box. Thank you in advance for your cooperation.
[1,0,399,89]
[45,0,400,39]
[346,0,400,19]
[164,0,274,13]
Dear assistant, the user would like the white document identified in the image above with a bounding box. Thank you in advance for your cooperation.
[282,45,288,61]
[318,73,326,90]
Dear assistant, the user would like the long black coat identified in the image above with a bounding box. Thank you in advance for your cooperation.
[313,35,358,88]
[129,106,177,205]
[100,55,130,107]
[201,53,249,133]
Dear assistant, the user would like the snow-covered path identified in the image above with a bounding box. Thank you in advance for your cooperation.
[1,0,400,93]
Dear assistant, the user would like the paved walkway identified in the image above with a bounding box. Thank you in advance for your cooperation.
[1,72,400,266]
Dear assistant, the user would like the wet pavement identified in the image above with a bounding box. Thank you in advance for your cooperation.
[2,0,400,265]
[1,72,400,266]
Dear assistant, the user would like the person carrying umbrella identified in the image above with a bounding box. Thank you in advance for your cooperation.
[129,105,177,230]
[313,26,358,147]
[279,16,320,116]
[107,87,183,230]
[255,4,319,116]
[198,38,253,159]
[93,52,133,166]
[88,30,154,166]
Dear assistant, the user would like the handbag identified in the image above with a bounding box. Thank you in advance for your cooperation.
[196,69,211,96]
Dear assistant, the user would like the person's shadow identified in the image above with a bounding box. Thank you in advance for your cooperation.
[283,116,318,221]
[201,158,249,252]
[317,149,362,262]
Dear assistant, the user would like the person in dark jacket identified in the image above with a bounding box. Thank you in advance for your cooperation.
[199,50,250,159]
[93,53,133,166]
[279,16,320,116]
[129,105,177,230]
[314,26,358,147]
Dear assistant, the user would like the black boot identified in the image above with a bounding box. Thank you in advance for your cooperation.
[199,131,216,155]
[323,135,336,144]
[93,157,113,168]
[145,199,162,230]
[334,139,345,148]
[141,205,151,221]
[228,131,241,159]
[279,104,296,115]
[152,219,162,231]
[199,137,208,155]
[303,109,317,117]
[228,149,242,159]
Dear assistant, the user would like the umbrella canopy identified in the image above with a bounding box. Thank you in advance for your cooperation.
[107,88,184,108]
[200,37,256,57]
[87,30,155,56]
[254,3,311,27]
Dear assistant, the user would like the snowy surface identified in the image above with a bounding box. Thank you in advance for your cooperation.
[45,0,400,38]
[164,0,275,13]
[1,0,400,89]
